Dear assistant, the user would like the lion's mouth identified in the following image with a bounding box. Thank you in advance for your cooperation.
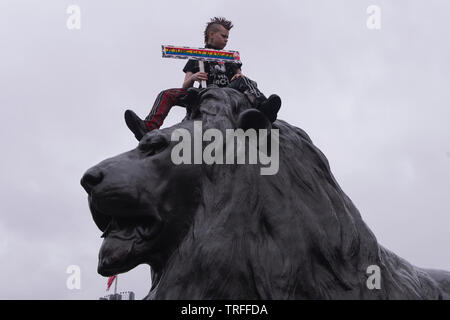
[90,198,163,276]
[101,215,161,240]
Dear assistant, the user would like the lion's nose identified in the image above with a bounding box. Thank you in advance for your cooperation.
[81,167,104,193]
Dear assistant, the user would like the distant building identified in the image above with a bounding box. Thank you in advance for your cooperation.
[99,291,135,300]
[119,291,135,300]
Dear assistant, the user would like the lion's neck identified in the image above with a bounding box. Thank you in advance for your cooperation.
[151,169,263,299]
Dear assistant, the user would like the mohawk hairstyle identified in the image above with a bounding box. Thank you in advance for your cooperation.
[204,17,233,45]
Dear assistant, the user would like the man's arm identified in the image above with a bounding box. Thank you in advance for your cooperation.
[182,71,208,89]
[230,68,243,82]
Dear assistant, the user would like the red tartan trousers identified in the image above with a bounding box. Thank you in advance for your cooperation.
[144,88,188,131]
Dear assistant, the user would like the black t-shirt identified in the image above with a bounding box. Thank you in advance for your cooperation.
[183,59,243,88]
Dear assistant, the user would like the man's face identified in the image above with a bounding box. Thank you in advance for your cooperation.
[208,25,229,50]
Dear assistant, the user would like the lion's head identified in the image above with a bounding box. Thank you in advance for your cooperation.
[81,87,449,299]
[80,124,203,276]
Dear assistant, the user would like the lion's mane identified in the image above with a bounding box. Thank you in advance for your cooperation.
[146,88,450,300]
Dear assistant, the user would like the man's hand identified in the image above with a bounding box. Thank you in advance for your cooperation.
[190,72,208,83]
[231,70,243,82]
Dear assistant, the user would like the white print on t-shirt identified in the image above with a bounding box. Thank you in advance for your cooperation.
[211,63,229,87]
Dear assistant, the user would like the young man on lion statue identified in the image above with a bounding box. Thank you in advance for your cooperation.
[124,17,281,141]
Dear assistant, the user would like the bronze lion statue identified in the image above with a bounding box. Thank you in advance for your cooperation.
[81,87,450,299]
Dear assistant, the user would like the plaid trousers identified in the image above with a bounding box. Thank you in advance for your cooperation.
[144,88,188,131]
[144,77,265,131]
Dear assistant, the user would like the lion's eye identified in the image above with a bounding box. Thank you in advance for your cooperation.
[139,135,169,156]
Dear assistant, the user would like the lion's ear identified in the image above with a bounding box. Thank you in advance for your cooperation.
[236,109,272,131]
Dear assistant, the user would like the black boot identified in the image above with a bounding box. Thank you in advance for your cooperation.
[257,94,281,123]
[124,110,149,141]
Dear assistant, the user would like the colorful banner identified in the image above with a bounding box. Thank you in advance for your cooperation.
[162,45,241,63]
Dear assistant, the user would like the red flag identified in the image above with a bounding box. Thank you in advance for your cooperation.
[106,275,117,291]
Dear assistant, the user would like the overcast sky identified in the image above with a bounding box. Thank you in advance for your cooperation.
[0,0,449,299]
